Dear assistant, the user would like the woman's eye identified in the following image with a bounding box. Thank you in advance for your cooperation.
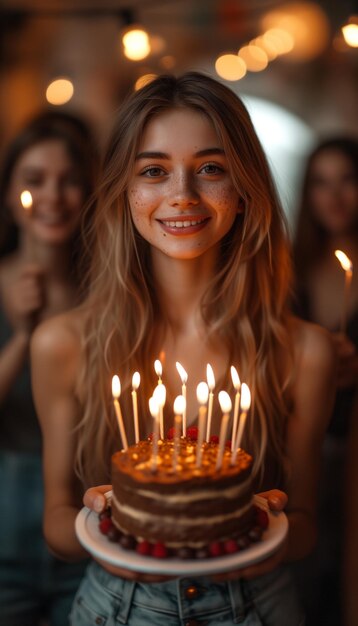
[141,166,165,177]
[199,163,224,175]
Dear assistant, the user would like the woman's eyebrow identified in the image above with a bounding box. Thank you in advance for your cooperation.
[135,147,225,160]
[135,151,168,160]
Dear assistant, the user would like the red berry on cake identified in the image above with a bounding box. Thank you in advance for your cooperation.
[225,439,232,448]
[209,541,224,557]
[151,542,168,558]
[209,435,219,444]
[186,426,198,440]
[223,539,239,554]
[147,432,153,441]
[136,540,152,556]
[166,427,175,440]
[99,517,113,535]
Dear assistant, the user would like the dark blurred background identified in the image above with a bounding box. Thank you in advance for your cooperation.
[1,0,357,223]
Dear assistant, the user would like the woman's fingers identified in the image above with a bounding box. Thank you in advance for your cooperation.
[258,489,288,511]
[83,485,112,512]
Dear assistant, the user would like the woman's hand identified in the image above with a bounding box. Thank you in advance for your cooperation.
[2,264,44,334]
[83,485,177,582]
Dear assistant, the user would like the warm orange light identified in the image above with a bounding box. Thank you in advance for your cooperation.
[335,250,353,273]
[342,23,358,47]
[238,45,268,71]
[123,28,151,60]
[261,2,330,61]
[20,190,33,210]
[215,54,246,81]
[46,78,74,105]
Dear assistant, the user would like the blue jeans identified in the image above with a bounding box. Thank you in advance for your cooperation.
[0,451,88,626]
[70,561,305,626]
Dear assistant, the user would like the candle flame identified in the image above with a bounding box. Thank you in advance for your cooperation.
[176,361,188,384]
[206,363,215,391]
[240,383,251,411]
[20,190,33,210]
[335,249,353,272]
[132,371,140,390]
[149,396,159,418]
[153,383,166,407]
[230,365,241,390]
[112,375,121,399]
[173,394,186,416]
[196,381,209,405]
[218,390,232,414]
[154,359,162,378]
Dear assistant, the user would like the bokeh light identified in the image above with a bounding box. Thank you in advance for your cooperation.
[123,29,151,61]
[261,2,330,61]
[238,45,268,71]
[342,23,358,47]
[215,54,246,81]
[46,78,74,105]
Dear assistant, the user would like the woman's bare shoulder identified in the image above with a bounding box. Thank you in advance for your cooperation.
[289,314,336,373]
[31,307,86,369]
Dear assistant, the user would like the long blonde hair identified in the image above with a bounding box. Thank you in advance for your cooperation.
[76,72,293,488]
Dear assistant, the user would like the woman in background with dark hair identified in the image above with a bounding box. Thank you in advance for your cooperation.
[0,110,98,625]
[292,137,358,626]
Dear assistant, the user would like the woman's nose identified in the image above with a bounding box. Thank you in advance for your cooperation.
[43,180,63,204]
[168,172,200,208]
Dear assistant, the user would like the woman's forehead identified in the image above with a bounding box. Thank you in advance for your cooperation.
[137,108,222,154]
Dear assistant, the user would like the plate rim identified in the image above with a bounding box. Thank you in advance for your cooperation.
[75,500,288,576]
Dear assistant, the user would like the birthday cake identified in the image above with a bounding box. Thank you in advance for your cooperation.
[99,432,268,559]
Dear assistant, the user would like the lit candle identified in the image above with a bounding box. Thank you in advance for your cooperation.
[230,365,241,452]
[206,364,215,442]
[111,375,128,450]
[153,383,166,440]
[173,395,185,472]
[196,382,209,467]
[154,359,163,384]
[131,371,140,443]
[20,190,33,214]
[176,362,188,437]
[216,391,232,471]
[231,383,251,464]
[334,250,353,334]
[149,395,160,472]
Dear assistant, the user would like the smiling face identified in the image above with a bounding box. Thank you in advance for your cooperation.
[127,107,241,263]
[7,138,85,245]
[308,148,358,235]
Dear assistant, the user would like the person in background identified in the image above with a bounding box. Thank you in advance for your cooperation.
[31,72,335,626]
[291,137,358,626]
[0,110,98,626]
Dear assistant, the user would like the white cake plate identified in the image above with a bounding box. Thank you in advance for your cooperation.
[75,494,288,576]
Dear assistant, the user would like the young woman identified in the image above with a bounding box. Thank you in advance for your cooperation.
[0,110,98,625]
[31,73,336,626]
[292,137,358,626]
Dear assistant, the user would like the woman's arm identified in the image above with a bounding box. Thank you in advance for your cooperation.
[0,263,44,403]
[284,320,336,560]
[31,312,88,561]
